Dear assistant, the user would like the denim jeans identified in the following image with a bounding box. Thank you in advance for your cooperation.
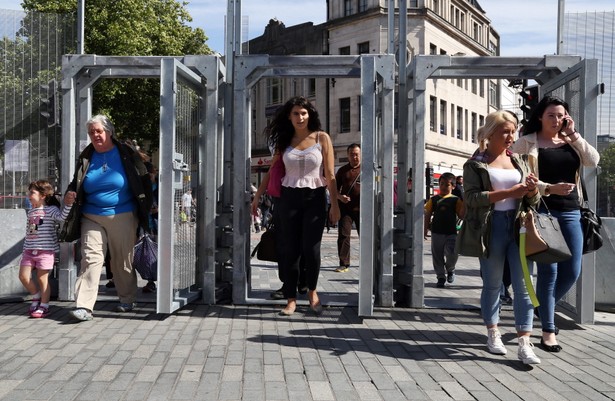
[479,210,534,332]
[535,209,582,333]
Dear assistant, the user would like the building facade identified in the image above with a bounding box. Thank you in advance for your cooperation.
[249,0,504,183]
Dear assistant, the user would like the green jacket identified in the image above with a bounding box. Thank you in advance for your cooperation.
[455,150,540,258]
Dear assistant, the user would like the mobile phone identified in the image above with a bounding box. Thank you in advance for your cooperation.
[562,119,568,128]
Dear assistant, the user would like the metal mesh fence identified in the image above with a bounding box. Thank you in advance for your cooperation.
[0,8,76,208]
[172,82,199,292]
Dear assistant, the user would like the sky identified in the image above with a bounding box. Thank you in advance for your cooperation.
[0,0,613,56]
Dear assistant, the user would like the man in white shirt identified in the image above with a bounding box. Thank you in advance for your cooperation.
[182,189,193,222]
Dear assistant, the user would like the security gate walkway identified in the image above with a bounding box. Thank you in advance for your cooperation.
[57,52,599,324]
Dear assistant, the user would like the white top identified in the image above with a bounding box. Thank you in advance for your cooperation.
[281,134,326,189]
[487,167,521,211]
[182,192,192,207]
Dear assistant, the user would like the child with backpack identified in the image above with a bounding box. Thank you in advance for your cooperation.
[424,172,465,288]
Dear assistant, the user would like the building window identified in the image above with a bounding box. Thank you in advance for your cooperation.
[344,0,353,16]
[358,0,368,13]
[473,22,482,43]
[340,97,351,133]
[429,43,437,55]
[267,78,282,105]
[464,109,469,141]
[489,81,498,107]
[339,46,351,55]
[433,0,440,14]
[439,100,447,135]
[357,95,362,131]
[357,41,370,54]
[450,104,455,137]
[456,107,463,140]
[456,78,462,88]
[471,79,477,94]
[471,112,478,143]
[479,79,485,97]
[308,78,316,97]
[429,96,437,132]
[440,48,447,55]
[409,0,418,7]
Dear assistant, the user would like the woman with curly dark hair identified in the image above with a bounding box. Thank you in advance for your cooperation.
[252,96,340,315]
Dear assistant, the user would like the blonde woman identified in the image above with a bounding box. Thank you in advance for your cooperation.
[457,110,541,364]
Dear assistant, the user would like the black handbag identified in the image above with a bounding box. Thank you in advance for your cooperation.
[580,178,603,254]
[520,200,572,264]
[251,223,277,262]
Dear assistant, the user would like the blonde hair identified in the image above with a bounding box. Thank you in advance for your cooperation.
[477,110,518,152]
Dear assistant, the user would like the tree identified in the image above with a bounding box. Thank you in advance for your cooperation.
[598,144,615,217]
[20,0,211,149]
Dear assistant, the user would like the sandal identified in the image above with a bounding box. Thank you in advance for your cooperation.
[30,306,50,319]
[28,299,40,315]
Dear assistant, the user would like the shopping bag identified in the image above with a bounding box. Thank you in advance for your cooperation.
[132,233,158,281]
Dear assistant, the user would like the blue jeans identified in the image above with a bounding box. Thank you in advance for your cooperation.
[479,211,534,332]
[535,209,582,333]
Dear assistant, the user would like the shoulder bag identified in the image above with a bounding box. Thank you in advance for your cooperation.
[580,176,603,254]
[518,199,572,264]
[251,222,277,262]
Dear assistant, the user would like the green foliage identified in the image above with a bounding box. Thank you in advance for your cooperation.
[19,0,211,150]
[599,144,615,190]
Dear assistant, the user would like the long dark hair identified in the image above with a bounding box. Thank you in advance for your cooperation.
[268,96,322,155]
[28,180,61,207]
[521,96,570,135]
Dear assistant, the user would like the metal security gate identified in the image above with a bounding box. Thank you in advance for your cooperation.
[227,54,396,317]
[158,58,204,313]
[359,56,395,316]
[58,55,222,314]
[398,55,599,324]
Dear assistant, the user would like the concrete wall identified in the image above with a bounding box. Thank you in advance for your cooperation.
[595,217,615,311]
[0,209,27,298]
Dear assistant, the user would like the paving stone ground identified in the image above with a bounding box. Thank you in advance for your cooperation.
[0,229,614,401]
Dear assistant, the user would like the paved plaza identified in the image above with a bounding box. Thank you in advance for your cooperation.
[0,229,614,400]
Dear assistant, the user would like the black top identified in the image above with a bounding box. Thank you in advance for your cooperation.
[538,144,580,211]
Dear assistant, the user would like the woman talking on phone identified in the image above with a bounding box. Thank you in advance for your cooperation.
[512,96,599,353]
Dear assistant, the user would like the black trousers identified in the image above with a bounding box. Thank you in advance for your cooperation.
[278,186,326,299]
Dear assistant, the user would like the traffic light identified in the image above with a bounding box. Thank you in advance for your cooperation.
[40,79,59,127]
[519,85,539,126]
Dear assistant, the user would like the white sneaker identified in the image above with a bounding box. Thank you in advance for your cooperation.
[487,328,507,355]
[518,336,541,365]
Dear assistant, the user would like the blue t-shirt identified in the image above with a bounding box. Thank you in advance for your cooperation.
[82,146,136,216]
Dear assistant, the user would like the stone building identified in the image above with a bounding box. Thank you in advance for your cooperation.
[248,0,502,184]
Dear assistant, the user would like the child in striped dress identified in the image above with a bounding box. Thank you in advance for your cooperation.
[18,180,75,318]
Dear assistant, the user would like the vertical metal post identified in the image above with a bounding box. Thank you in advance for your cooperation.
[557,0,565,55]
[77,0,85,54]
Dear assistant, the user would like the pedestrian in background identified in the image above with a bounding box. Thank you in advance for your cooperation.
[335,143,361,272]
[458,110,541,365]
[424,172,464,288]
